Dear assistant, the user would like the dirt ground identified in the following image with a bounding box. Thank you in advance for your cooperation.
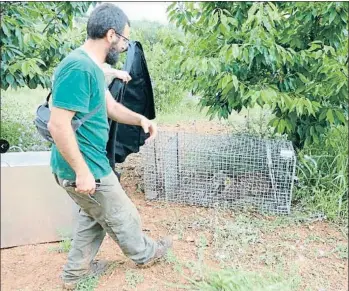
[1,124,348,291]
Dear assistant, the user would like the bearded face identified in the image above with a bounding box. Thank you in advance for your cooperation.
[104,26,129,65]
[105,39,120,66]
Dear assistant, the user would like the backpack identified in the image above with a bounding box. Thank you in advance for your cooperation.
[107,41,156,167]
[34,91,101,143]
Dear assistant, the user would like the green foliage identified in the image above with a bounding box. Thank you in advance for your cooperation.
[125,269,144,288]
[1,88,51,151]
[49,237,72,253]
[167,2,348,148]
[333,244,348,260]
[75,276,99,291]
[295,126,348,220]
[0,2,94,90]
[191,268,300,291]
[130,21,188,113]
[156,99,210,125]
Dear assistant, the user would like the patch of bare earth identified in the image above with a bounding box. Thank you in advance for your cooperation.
[1,123,347,291]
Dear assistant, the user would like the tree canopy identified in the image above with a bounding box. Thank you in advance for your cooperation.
[1,2,94,90]
[167,2,348,148]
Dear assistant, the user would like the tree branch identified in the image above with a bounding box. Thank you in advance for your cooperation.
[42,3,66,34]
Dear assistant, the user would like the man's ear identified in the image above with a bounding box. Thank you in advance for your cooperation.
[106,29,114,43]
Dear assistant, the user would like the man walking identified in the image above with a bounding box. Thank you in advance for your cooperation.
[48,4,172,289]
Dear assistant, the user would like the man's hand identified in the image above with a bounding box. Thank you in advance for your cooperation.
[75,170,96,195]
[106,90,158,143]
[140,117,158,143]
[114,70,132,83]
[102,67,132,85]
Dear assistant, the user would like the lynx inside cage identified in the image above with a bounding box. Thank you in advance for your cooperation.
[143,131,296,215]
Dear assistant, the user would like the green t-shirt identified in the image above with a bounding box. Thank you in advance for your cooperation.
[50,48,111,180]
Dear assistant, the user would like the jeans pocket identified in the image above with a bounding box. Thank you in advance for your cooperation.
[88,194,101,206]
[97,174,114,193]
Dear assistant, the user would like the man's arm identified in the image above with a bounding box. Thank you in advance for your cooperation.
[48,107,96,194]
[48,108,89,174]
[105,90,157,142]
[106,89,143,125]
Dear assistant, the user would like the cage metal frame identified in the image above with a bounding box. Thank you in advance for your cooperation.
[143,131,297,215]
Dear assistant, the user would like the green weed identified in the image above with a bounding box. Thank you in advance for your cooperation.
[165,249,183,273]
[295,125,348,221]
[304,234,326,244]
[125,269,144,288]
[49,237,72,253]
[190,268,301,291]
[165,249,179,265]
[259,252,284,267]
[331,244,348,260]
[48,229,73,253]
[75,276,99,291]
[280,232,301,242]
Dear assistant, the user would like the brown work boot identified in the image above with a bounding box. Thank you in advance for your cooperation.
[62,260,112,290]
[136,236,173,268]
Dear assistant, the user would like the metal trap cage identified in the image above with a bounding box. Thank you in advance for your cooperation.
[143,131,296,214]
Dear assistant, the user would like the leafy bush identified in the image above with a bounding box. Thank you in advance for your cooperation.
[130,21,188,113]
[167,2,348,149]
[295,126,348,220]
[1,2,94,90]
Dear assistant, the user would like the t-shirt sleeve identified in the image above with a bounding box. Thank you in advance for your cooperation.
[52,69,91,113]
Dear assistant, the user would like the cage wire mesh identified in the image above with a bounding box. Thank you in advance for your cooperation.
[143,131,296,215]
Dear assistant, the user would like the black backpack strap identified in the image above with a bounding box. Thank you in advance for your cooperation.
[71,103,102,130]
[46,91,51,102]
[43,91,52,107]
[80,103,102,123]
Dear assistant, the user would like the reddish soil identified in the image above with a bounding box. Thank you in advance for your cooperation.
[1,123,348,291]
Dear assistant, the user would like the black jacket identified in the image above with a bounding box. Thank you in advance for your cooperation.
[106,41,155,169]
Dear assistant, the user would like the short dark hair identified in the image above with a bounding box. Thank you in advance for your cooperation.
[87,3,130,39]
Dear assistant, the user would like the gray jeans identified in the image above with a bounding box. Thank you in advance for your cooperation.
[55,171,157,283]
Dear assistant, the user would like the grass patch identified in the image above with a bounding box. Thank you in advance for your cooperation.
[190,268,300,291]
[226,106,274,136]
[125,269,144,288]
[164,249,184,274]
[161,209,188,240]
[75,276,99,291]
[304,234,326,244]
[1,87,47,107]
[48,237,72,253]
[295,125,348,222]
[331,244,348,260]
[155,99,211,125]
[74,261,119,291]
[48,229,73,253]
[162,208,306,267]
[155,98,271,132]
[1,88,51,152]
[57,238,72,253]
[165,249,179,265]
[211,214,262,263]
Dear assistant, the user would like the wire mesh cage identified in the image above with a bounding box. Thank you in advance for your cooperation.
[143,131,297,215]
